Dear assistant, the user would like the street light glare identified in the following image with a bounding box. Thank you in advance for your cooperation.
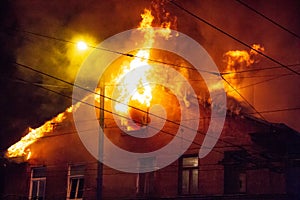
[77,41,88,51]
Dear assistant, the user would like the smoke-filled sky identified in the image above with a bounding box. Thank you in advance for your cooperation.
[1,0,299,150]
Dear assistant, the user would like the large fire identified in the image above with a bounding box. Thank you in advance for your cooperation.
[112,8,172,127]
[222,44,264,95]
[114,49,152,114]
[224,44,264,77]
[6,107,73,159]
[6,8,173,160]
[6,4,263,161]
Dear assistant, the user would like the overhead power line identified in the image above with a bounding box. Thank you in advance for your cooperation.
[168,0,300,76]
[10,28,217,75]
[14,62,208,135]
[7,74,300,164]
[220,76,265,120]
[13,74,283,168]
[235,0,300,39]
[248,107,300,115]
[8,24,297,156]
[221,63,300,76]
[15,60,297,169]
[230,74,291,91]
[12,75,225,155]
[10,53,293,167]
[5,27,300,78]
[1,7,294,171]
[4,22,297,161]
[13,61,271,157]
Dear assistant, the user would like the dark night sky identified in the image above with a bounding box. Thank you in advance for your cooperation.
[0,0,300,150]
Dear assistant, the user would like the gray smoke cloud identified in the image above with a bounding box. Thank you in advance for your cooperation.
[1,0,300,150]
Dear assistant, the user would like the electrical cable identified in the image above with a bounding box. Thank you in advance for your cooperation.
[221,63,300,76]
[168,0,300,76]
[235,0,300,39]
[4,27,300,83]
[12,76,225,155]
[220,75,265,120]
[9,71,281,166]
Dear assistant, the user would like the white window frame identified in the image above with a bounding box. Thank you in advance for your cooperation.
[29,167,46,200]
[67,165,85,200]
[136,157,155,196]
[179,156,199,195]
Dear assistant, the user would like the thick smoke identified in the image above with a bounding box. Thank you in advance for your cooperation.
[1,0,300,151]
[0,0,23,149]
[1,0,151,149]
[168,0,300,130]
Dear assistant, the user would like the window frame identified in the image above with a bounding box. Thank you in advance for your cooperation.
[178,155,199,195]
[136,157,155,197]
[67,164,85,200]
[29,167,46,200]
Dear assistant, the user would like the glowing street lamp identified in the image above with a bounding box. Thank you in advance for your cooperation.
[76,41,88,51]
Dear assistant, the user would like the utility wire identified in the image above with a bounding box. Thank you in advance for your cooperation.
[11,61,224,136]
[169,0,300,76]
[11,66,261,158]
[10,28,218,75]
[248,107,300,115]
[221,63,300,76]
[221,75,265,120]
[6,28,294,163]
[11,62,284,163]
[226,73,291,93]
[222,73,294,80]
[2,16,293,173]
[9,65,290,169]
[14,61,210,137]
[235,0,300,39]
[12,75,225,155]
[11,76,272,169]
[6,27,300,77]
[13,32,298,154]
[0,20,294,173]
[18,79,300,126]
[11,35,297,124]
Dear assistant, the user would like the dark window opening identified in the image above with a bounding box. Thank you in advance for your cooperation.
[223,151,247,194]
[70,177,84,199]
[68,165,85,200]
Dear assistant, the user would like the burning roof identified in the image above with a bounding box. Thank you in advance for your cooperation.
[6,4,265,162]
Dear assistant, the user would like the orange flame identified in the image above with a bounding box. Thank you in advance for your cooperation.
[114,10,154,115]
[114,9,173,113]
[222,44,264,98]
[139,9,154,29]
[112,8,174,129]
[6,7,175,159]
[250,44,265,55]
[224,44,264,72]
[6,106,73,159]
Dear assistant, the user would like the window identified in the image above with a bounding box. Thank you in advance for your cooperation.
[136,157,155,197]
[67,165,85,200]
[137,172,155,196]
[29,167,46,200]
[239,172,247,193]
[223,151,247,194]
[224,165,247,194]
[179,156,199,194]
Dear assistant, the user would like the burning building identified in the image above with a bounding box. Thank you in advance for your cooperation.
[2,3,300,200]
[2,87,300,199]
